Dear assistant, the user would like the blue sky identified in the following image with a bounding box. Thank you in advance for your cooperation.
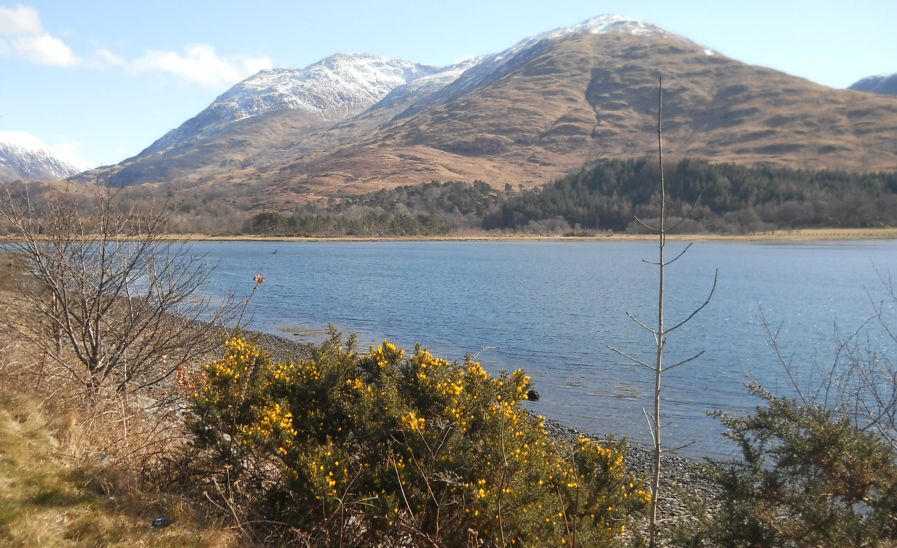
[1,0,895,168]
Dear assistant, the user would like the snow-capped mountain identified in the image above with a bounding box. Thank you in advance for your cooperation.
[98,13,897,194]
[0,132,89,182]
[370,57,483,112]
[422,15,672,107]
[144,54,444,154]
[850,73,897,96]
[139,15,678,157]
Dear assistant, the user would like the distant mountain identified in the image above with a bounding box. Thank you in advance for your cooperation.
[849,73,897,96]
[0,132,88,183]
[89,15,897,208]
[103,54,450,186]
[144,54,444,155]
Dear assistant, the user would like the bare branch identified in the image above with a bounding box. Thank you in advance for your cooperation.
[1,181,238,396]
[627,311,659,335]
[662,440,696,454]
[641,242,692,267]
[664,350,706,372]
[663,242,694,267]
[608,345,655,371]
[665,269,719,335]
[643,408,657,446]
[633,215,660,233]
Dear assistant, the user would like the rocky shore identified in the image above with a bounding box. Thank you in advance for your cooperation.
[544,419,720,534]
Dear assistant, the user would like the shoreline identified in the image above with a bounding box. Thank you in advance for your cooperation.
[165,227,897,242]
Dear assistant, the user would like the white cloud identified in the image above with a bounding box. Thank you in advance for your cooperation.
[93,47,125,68]
[132,44,272,88]
[0,4,79,66]
[0,130,93,170]
[0,5,270,87]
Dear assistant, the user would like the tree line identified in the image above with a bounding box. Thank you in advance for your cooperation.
[482,158,897,233]
[243,159,897,236]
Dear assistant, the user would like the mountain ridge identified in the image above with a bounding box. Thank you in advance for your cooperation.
[81,15,897,208]
[0,133,88,183]
[850,73,897,96]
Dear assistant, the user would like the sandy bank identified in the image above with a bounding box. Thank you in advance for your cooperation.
[165,227,897,243]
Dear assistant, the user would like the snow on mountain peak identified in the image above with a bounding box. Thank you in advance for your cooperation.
[0,131,90,182]
[541,14,662,40]
[144,53,450,154]
[849,72,897,96]
[212,53,442,123]
[143,14,681,156]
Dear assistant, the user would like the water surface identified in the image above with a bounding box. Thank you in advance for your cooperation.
[195,240,897,458]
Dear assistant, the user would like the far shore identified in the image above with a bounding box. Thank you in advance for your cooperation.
[165,227,897,243]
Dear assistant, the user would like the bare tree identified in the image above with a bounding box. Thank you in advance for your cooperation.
[759,271,897,451]
[1,183,236,395]
[608,76,718,546]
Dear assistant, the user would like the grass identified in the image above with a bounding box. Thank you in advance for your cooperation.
[0,254,236,546]
[0,389,234,547]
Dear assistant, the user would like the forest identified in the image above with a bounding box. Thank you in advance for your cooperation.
[245,159,897,236]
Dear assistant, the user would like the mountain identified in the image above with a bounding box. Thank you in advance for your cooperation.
[145,54,443,154]
[90,15,897,208]
[0,132,89,183]
[849,73,897,96]
[105,54,445,186]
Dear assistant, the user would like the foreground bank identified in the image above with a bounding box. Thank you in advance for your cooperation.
[3,247,896,546]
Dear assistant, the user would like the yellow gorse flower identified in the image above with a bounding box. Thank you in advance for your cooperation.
[370,340,404,369]
[401,411,426,432]
[191,335,646,543]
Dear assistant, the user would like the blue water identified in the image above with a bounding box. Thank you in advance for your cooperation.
[193,240,897,458]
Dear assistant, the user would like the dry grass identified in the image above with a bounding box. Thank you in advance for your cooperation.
[0,389,237,547]
[0,255,239,547]
[161,226,897,242]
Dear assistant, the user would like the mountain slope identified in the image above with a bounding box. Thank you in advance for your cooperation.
[849,73,897,96]
[147,53,442,153]
[93,15,897,207]
[0,133,88,183]
[247,29,897,205]
[104,54,444,186]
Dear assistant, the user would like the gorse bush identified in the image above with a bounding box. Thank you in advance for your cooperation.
[188,331,649,545]
[678,384,897,546]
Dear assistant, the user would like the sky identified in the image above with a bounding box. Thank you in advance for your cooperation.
[1,0,895,168]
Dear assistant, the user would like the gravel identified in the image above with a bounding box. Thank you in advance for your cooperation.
[544,418,721,541]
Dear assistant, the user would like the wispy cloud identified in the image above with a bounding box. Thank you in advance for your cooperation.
[92,47,126,68]
[1,4,270,87]
[0,4,79,66]
[132,44,272,88]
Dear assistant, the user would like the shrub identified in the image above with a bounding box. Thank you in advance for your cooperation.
[679,384,897,546]
[188,331,649,545]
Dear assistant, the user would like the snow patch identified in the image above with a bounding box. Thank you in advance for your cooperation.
[147,53,459,153]
[0,131,92,173]
[538,14,663,41]
[0,131,89,180]
[213,54,443,122]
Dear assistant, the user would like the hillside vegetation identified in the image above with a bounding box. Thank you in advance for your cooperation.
[244,159,897,236]
[86,27,897,201]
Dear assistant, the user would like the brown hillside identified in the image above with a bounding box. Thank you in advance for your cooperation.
[93,31,897,210]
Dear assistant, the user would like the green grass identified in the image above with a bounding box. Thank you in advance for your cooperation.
[0,390,232,547]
